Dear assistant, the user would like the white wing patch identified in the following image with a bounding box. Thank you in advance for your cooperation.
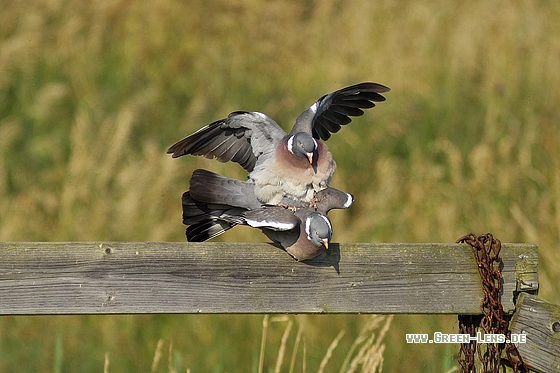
[246,218,295,231]
[309,102,319,114]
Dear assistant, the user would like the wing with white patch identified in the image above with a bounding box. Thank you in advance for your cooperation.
[167,111,286,173]
[240,206,300,231]
[291,82,390,141]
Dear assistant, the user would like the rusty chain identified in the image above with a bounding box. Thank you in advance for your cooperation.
[456,233,529,373]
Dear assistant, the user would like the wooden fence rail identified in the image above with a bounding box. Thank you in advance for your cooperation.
[3,241,559,373]
[0,241,538,315]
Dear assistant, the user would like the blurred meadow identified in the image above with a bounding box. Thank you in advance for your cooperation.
[1,0,559,371]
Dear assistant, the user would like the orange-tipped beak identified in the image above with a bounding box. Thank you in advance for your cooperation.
[307,152,313,164]
[322,238,329,249]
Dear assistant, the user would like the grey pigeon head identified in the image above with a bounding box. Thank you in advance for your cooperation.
[287,132,317,163]
[304,212,332,249]
[313,188,354,213]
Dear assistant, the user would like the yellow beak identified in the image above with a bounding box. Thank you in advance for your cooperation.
[307,152,313,164]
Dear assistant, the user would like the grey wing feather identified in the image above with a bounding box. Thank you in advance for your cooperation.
[167,111,286,173]
[291,82,390,140]
[240,207,300,231]
[189,169,262,209]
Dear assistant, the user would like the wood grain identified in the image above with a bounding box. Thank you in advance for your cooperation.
[509,293,560,373]
[0,242,538,315]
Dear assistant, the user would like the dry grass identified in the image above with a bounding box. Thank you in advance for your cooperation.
[99,315,390,373]
[256,315,390,373]
[1,0,559,372]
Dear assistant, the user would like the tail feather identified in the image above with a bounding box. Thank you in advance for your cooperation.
[182,191,243,241]
[182,191,243,224]
[186,219,235,242]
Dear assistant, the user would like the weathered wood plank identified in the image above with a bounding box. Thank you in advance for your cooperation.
[0,242,538,315]
[509,293,560,373]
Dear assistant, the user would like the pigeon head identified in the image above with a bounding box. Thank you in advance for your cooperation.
[287,132,317,164]
[313,188,354,213]
[304,212,332,249]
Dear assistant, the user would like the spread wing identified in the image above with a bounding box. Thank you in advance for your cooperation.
[291,82,390,141]
[167,111,286,173]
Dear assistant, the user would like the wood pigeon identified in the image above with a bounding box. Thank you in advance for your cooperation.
[182,192,333,261]
[167,82,389,205]
[181,169,354,261]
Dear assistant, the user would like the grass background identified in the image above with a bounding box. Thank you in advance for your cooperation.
[1,0,559,371]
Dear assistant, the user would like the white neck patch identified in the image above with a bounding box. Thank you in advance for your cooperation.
[343,193,354,208]
[320,214,332,231]
[305,216,312,237]
[287,135,295,155]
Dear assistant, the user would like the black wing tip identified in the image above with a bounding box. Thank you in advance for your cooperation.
[166,142,185,157]
[166,134,206,158]
[349,82,391,93]
[191,168,218,178]
[312,82,390,141]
